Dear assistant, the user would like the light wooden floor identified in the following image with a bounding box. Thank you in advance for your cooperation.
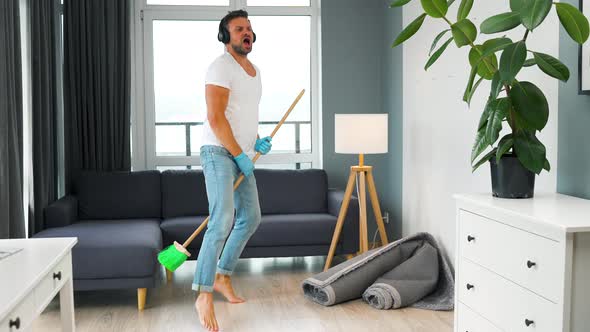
[33,256,453,332]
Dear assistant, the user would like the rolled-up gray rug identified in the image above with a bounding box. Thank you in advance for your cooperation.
[301,232,454,310]
[362,241,439,309]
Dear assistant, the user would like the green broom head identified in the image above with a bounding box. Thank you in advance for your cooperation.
[158,241,191,271]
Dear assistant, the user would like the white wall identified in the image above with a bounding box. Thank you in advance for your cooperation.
[402,1,560,260]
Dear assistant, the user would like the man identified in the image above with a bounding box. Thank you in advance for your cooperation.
[193,9,272,332]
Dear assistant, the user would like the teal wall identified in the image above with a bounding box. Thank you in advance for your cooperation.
[321,0,403,239]
[557,0,590,199]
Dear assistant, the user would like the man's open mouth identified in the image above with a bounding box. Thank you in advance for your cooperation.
[243,38,251,46]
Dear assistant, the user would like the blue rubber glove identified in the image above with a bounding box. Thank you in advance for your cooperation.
[234,152,254,177]
[255,136,272,155]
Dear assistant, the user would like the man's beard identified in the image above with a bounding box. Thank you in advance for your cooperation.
[231,43,250,56]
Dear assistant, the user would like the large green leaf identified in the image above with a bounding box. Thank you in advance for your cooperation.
[466,77,485,106]
[510,0,532,13]
[469,46,498,79]
[477,97,495,131]
[496,134,514,162]
[514,132,546,174]
[421,0,448,18]
[555,3,590,44]
[544,158,551,171]
[425,37,454,70]
[510,81,549,131]
[481,37,514,57]
[511,104,534,130]
[451,19,477,47]
[520,0,552,30]
[499,41,527,83]
[485,98,510,145]
[390,0,413,7]
[523,58,536,67]
[472,148,497,172]
[471,127,489,163]
[533,52,570,82]
[429,29,451,55]
[481,12,521,34]
[457,0,474,21]
[392,13,427,47]
[490,71,503,99]
[447,0,456,6]
[463,65,478,103]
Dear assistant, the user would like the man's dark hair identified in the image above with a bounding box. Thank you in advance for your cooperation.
[218,10,250,44]
[222,9,249,31]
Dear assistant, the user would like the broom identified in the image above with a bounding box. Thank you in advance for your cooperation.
[158,89,306,271]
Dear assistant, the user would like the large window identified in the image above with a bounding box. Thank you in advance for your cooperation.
[132,0,320,170]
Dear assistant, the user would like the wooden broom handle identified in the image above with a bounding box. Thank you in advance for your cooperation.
[182,89,306,248]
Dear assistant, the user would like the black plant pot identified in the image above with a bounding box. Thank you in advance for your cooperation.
[489,154,535,199]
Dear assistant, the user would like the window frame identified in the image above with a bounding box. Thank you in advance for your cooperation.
[131,0,322,170]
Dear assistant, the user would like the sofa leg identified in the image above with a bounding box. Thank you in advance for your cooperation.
[138,288,147,310]
[166,269,173,282]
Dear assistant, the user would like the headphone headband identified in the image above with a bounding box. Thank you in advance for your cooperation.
[217,13,256,44]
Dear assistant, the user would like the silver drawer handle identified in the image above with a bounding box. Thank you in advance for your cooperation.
[525,319,534,327]
[527,260,536,269]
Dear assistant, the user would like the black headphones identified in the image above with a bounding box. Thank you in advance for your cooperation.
[217,16,256,44]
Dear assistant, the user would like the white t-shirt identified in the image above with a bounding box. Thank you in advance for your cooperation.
[201,52,262,154]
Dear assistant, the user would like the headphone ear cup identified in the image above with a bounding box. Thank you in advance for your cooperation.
[223,27,230,44]
[218,19,230,44]
[218,29,229,44]
[253,32,256,43]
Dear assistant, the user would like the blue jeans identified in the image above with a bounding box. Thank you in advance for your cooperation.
[192,145,262,292]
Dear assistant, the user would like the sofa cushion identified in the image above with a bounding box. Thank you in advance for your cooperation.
[247,213,337,247]
[33,219,162,279]
[75,170,161,220]
[161,170,209,218]
[160,216,208,249]
[254,169,328,214]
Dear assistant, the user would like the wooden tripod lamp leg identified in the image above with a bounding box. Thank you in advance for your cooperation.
[367,169,389,246]
[358,171,369,253]
[324,170,357,272]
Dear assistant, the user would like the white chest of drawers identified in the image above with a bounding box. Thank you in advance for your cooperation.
[454,193,590,332]
[0,237,77,332]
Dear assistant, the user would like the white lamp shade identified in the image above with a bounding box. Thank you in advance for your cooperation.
[335,114,388,154]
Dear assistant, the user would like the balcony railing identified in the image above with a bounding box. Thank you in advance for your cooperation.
[155,120,312,169]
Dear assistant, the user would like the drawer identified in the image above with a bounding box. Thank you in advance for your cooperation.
[458,210,563,302]
[0,293,35,332]
[458,258,561,332]
[456,302,502,332]
[33,253,73,314]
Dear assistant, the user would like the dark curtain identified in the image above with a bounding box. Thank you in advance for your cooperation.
[63,0,131,193]
[29,0,59,235]
[0,0,26,239]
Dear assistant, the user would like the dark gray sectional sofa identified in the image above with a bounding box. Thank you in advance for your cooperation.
[33,169,359,309]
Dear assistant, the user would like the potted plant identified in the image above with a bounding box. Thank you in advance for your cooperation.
[390,0,589,198]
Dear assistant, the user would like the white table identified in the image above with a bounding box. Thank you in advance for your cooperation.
[0,237,77,332]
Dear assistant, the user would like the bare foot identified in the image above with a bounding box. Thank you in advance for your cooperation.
[195,292,219,331]
[213,274,245,303]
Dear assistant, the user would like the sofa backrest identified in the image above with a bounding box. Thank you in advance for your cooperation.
[255,169,328,214]
[161,170,209,218]
[75,170,162,220]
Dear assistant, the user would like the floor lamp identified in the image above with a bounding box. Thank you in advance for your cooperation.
[324,114,389,271]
